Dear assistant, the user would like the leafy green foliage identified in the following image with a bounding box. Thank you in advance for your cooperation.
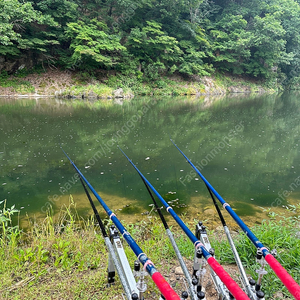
[2,0,300,83]
[126,20,182,79]
[52,240,84,269]
[0,71,35,93]
[0,0,58,56]
[65,19,126,69]
[210,14,253,74]
[0,201,18,232]
[14,243,49,266]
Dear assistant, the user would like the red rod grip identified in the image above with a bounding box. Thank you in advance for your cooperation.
[265,253,300,300]
[207,257,250,300]
[152,271,180,300]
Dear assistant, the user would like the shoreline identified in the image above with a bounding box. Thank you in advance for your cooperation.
[0,69,277,99]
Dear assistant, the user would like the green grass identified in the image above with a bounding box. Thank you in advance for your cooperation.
[62,84,114,98]
[210,207,300,299]
[1,199,299,299]
[0,199,178,299]
[0,68,274,97]
[0,71,35,94]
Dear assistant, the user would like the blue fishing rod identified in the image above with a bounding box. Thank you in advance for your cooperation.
[139,175,198,300]
[61,147,180,300]
[118,146,250,300]
[78,176,134,299]
[170,138,300,300]
[205,183,259,300]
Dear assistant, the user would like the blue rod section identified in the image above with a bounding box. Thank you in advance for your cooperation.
[118,146,211,259]
[61,147,158,276]
[170,139,269,256]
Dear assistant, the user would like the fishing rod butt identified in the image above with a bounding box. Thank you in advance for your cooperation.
[264,254,300,300]
[152,272,180,300]
[206,257,250,300]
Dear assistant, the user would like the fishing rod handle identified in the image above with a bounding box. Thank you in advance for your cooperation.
[152,272,181,300]
[207,256,250,300]
[265,254,300,300]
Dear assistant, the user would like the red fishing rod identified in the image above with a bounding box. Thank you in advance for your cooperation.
[170,138,300,300]
[119,146,251,300]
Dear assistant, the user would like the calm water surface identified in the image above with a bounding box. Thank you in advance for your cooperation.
[0,93,300,227]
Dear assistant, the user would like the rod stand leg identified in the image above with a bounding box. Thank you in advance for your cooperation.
[107,249,116,286]
[255,249,267,296]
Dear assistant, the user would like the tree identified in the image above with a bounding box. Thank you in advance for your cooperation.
[210,14,253,74]
[65,19,126,69]
[245,13,289,77]
[0,0,58,56]
[126,20,183,78]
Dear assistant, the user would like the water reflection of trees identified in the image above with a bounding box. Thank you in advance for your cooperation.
[1,93,300,215]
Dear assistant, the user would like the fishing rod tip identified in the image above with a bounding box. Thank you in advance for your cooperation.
[169,137,175,144]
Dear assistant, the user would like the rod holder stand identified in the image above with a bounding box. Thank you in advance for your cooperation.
[134,262,148,297]
[256,249,263,260]
[256,290,265,299]
[271,249,277,257]
[192,278,198,286]
[249,278,256,286]
[131,293,139,300]
[197,291,205,299]
[181,291,189,299]
[134,260,141,272]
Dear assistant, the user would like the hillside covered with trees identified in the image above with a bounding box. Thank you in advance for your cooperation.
[1,0,300,87]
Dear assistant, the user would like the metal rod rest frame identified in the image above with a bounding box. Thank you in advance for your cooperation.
[118,146,251,300]
[78,176,133,299]
[170,138,300,300]
[195,222,231,300]
[205,184,258,300]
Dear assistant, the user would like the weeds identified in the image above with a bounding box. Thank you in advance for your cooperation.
[0,199,299,299]
[0,68,273,97]
[0,200,20,245]
[0,71,35,94]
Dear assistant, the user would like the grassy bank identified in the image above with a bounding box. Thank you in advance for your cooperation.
[0,69,276,97]
[0,199,299,299]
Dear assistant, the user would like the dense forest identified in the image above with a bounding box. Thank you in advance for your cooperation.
[1,0,300,86]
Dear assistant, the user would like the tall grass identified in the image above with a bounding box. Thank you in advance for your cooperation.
[0,199,299,299]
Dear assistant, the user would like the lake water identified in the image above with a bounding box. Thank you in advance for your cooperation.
[1,92,300,228]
